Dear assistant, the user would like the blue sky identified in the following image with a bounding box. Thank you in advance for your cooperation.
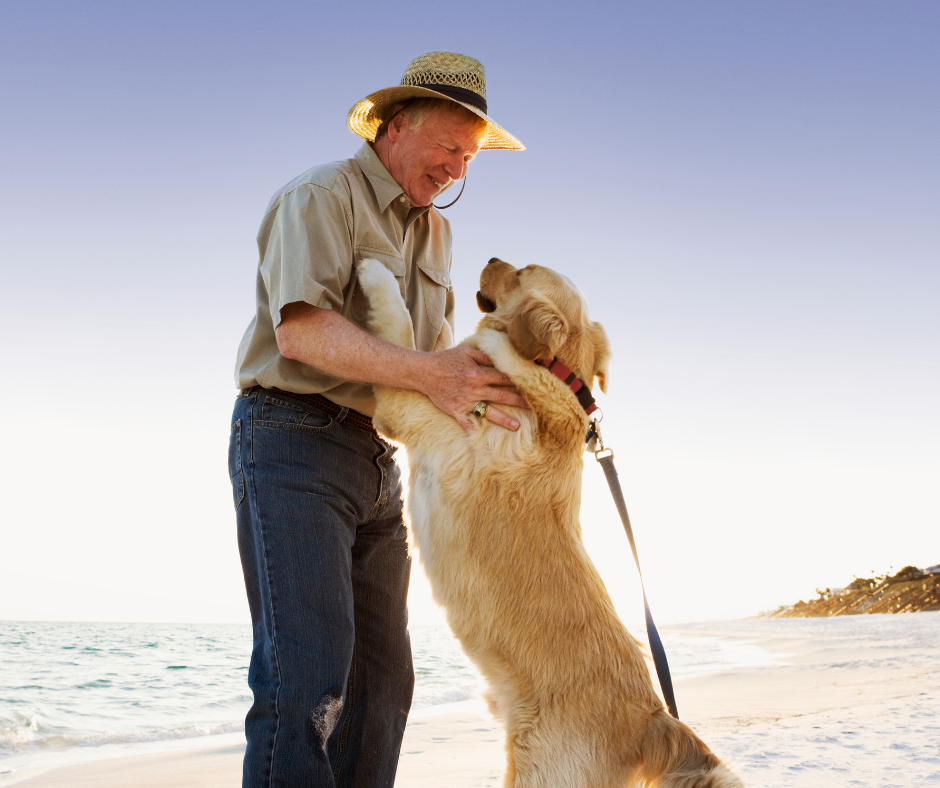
[1,1,937,625]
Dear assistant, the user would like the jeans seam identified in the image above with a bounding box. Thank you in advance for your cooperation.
[248,400,283,788]
[332,650,357,784]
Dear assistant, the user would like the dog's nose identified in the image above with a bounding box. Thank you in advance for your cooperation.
[487,257,504,266]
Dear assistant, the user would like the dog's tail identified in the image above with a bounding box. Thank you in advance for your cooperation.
[355,258,416,350]
[636,710,744,788]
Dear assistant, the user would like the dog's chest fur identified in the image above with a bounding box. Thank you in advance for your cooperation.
[400,397,539,577]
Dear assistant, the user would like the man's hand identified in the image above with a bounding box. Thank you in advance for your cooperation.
[416,345,528,433]
[276,304,527,432]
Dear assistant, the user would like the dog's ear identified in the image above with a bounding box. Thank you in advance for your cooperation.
[507,293,569,360]
[590,322,610,393]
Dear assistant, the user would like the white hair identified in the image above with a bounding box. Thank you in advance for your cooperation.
[374,97,487,141]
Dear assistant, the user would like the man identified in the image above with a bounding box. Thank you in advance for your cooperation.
[229,52,525,787]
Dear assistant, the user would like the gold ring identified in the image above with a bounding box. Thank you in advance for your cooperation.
[472,401,488,418]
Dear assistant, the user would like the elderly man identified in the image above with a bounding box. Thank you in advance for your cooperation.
[229,52,525,787]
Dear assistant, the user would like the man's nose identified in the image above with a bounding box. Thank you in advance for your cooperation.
[443,156,465,180]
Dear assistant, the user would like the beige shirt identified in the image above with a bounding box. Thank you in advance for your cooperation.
[235,143,455,416]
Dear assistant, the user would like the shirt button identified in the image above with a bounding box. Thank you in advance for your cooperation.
[399,196,407,203]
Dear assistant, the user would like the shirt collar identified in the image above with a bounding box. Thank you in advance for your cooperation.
[355,142,430,218]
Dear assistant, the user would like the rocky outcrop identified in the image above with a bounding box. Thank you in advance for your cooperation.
[763,565,940,618]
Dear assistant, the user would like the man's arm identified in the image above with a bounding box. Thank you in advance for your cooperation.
[275,302,526,432]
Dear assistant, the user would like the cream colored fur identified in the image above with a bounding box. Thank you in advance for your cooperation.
[356,258,743,788]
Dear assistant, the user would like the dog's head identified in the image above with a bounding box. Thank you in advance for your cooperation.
[476,258,610,393]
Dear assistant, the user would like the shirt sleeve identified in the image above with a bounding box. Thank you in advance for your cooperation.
[259,182,353,327]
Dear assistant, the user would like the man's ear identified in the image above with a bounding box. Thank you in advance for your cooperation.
[590,322,610,393]
[387,109,408,141]
[507,294,569,360]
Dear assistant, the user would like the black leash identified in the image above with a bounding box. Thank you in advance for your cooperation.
[587,417,680,719]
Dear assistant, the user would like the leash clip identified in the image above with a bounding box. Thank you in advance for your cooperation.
[586,411,614,460]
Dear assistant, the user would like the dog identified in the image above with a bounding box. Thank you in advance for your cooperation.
[356,257,743,788]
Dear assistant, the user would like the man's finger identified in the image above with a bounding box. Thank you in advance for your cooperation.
[484,405,520,431]
[455,412,475,434]
[484,388,529,410]
[475,367,514,387]
[464,346,494,367]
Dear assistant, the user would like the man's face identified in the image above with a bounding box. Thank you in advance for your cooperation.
[384,106,485,207]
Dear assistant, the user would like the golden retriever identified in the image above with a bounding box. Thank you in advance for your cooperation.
[356,257,743,788]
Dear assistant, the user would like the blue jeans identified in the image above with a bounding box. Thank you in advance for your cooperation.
[229,388,414,788]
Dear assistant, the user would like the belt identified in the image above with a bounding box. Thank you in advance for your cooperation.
[243,386,375,432]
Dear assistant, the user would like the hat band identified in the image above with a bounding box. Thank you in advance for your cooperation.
[416,83,488,115]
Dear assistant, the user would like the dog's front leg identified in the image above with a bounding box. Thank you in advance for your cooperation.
[356,258,416,350]
[355,257,464,447]
[371,387,465,448]
[474,329,586,454]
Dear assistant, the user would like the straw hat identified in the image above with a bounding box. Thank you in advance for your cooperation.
[347,51,525,151]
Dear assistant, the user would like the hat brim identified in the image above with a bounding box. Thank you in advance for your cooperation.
[347,85,525,151]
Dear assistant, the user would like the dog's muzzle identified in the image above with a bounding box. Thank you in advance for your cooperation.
[476,291,497,313]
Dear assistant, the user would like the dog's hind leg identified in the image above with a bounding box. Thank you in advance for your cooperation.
[355,258,416,350]
[640,712,744,787]
[503,729,599,788]
[501,748,517,788]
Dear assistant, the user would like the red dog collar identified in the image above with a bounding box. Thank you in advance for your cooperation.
[535,357,598,415]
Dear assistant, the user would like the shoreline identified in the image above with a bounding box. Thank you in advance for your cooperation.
[7,612,939,787]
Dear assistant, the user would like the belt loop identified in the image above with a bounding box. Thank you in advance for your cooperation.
[336,406,349,423]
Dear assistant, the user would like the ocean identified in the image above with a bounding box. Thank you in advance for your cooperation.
[0,620,779,781]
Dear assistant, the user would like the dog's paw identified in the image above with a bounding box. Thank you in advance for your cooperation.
[355,259,416,349]
[474,329,530,378]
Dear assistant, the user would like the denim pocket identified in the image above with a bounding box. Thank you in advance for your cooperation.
[259,396,333,433]
[229,419,245,510]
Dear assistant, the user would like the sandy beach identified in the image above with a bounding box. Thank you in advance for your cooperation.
[9,613,939,788]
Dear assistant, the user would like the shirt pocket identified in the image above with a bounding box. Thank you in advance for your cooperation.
[355,246,405,281]
[417,265,451,331]
[352,246,406,321]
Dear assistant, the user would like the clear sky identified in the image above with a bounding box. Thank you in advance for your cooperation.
[1,1,937,627]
